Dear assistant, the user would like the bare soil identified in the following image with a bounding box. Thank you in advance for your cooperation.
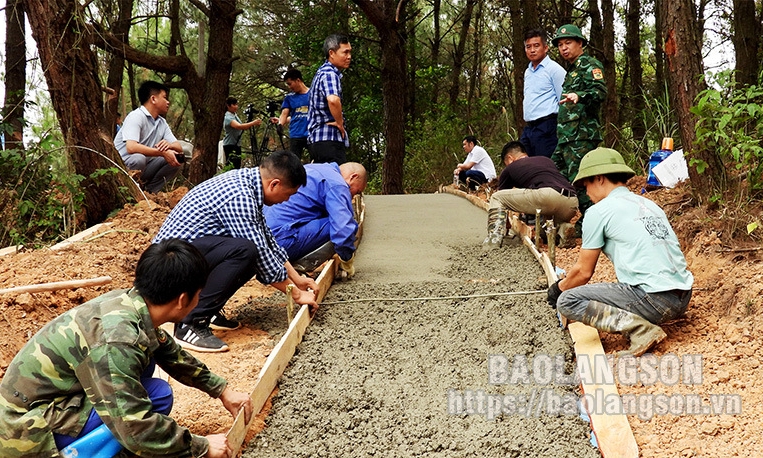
[0,178,761,457]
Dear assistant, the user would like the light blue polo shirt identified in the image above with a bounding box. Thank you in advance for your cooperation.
[582,186,694,292]
[114,106,178,161]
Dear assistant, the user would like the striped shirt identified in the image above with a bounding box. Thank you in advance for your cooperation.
[307,61,349,146]
[154,168,289,284]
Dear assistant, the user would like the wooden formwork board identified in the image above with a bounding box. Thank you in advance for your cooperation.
[439,184,638,458]
[227,195,363,455]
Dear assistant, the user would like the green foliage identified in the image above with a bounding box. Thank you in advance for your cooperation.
[0,133,86,248]
[692,70,763,197]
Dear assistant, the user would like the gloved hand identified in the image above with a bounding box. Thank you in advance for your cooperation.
[547,280,562,309]
[339,254,355,278]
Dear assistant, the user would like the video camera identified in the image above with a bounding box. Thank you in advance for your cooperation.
[243,103,258,123]
[265,100,281,117]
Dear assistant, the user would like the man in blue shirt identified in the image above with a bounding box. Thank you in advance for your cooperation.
[264,162,367,276]
[547,148,693,357]
[276,69,310,160]
[114,81,185,193]
[307,34,352,164]
[520,29,566,158]
[154,150,319,352]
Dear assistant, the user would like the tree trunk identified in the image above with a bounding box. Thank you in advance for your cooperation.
[187,0,237,184]
[600,0,619,147]
[660,0,726,201]
[732,0,762,86]
[430,0,442,107]
[625,0,646,150]
[353,0,408,194]
[449,0,476,108]
[2,0,26,150]
[103,0,134,138]
[654,0,666,93]
[25,0,138,226]
[507,0,527,131]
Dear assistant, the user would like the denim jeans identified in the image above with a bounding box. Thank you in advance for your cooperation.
[557,282,691,325]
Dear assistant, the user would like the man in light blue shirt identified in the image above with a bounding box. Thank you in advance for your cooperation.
[520,29,566,158]
[114,81,184,193]
[547,148,693,357]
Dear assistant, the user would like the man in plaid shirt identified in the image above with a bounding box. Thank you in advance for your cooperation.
[307,34,352,164]
[154,150,319,352]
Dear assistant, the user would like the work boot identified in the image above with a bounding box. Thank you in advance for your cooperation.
[292,241,335,273]
[482,208,507,251]
[580,301,667,357]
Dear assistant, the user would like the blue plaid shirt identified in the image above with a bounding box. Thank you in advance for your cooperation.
[307,61,349,147]
[154,168,289,284]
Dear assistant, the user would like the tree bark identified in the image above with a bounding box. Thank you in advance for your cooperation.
[732,0,762,86]
[353,0,409,194]
[103,0,134,138]
[449,0,476,108]
[2,0,26,150]
[24,0,139,226]
[660,0,726,201]
[507,0,528,131]
[625,0,646,150]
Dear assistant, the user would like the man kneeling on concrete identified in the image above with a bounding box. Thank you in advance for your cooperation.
[483,141,578,250]
[264,162,367,276]
[0,239,252,457]
[547,147,693,357]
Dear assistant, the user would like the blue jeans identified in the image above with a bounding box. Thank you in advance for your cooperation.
[275,218,331,261]
[557,282,691,325]
[458,169,487,190]
[54,361,173,449]
[520,115,558,158]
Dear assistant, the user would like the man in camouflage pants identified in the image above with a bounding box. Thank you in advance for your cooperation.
[550,24,607,230]
[0,239,252,458]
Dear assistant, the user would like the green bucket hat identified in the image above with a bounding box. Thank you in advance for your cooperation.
[551,24,588,47]
[572,147,636,186]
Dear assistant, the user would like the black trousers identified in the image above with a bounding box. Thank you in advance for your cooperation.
[308,140,346,164]
[183,236,260,325]
[223,144,242,169]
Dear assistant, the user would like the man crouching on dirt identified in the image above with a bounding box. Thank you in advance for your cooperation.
[154,150,319,353]
[0,239,252,457]
[547,147,693,357]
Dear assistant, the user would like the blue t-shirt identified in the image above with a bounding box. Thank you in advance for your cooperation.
[582,186,693,292]
[282,92,309,140]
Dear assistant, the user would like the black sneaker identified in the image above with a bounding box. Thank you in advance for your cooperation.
[210,312,240,330]
[175,322,229,352]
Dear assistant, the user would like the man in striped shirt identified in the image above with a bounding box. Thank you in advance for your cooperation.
[154,150,319,352]
[307,34,352,164]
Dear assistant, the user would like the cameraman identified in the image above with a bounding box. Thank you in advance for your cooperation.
[223,97,262,169]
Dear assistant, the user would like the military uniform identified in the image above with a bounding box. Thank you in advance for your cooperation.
[0,289,226,457]
[551,52,607,182]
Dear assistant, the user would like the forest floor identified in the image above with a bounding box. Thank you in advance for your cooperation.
[0,176,761,457]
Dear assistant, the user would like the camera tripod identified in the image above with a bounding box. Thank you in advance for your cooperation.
[246,106,286,167]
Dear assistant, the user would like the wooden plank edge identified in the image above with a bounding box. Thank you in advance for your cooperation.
[438,184,488,211]
[227,223,346,454]
[50,222,114,251]
[0,275,112,295]
[568,322,639,458]
[445,185,638,458]
[227,302,312,455]
[0,245,23,257]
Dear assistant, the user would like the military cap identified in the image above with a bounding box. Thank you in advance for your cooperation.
[552,24,588,47]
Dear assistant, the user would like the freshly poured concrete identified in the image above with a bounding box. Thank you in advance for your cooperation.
[244,193,598,457]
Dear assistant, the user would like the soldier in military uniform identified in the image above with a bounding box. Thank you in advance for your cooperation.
[550,24,607,227]
[0,239,252,458]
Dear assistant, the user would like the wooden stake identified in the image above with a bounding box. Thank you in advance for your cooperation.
[286,284,294,324]
[0,276,112,295]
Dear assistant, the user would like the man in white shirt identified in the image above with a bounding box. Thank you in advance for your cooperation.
[114,81,184,193]
[454,135,497,190]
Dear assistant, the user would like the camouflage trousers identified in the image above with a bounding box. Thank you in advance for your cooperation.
[551,139,600,216]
